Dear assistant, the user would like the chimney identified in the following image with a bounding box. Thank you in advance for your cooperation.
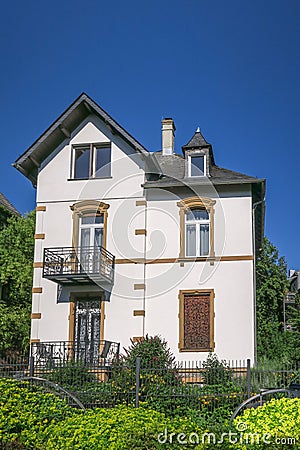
[161,118,176,155]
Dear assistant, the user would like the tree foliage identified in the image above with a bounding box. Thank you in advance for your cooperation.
[0,211,35,306]
[0,211,35,353]
[0,205,12,230]
[256,237,300,363]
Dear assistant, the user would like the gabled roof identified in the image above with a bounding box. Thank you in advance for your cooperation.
[13,93,149,186]
[0,193,20,216]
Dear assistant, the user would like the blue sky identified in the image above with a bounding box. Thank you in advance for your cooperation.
[0,0,299,269]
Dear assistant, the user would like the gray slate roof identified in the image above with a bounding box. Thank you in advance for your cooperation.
[0,193,20,216]
[144,152,264,187]
[182,130,210,149]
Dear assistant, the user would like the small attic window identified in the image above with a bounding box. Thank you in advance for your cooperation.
[72,143,111,179]
[188,154,206,177]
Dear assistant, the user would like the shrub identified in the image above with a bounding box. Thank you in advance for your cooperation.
[43,405,205,449]
[202,353,233,386]
[235,397,300,443]
[45,359,97,388]
[0,378,76,449]
[121,335,177,371]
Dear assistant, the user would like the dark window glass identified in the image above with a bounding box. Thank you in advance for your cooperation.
[94,146,111,178]
[191,155,205,176]
[81,215,104,225]
[186,209,209,221]
[74,147,90,179]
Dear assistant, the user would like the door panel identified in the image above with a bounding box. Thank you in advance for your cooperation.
[74,299,101,363]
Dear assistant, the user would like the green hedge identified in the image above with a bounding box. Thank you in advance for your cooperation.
[0,379,205,449]
[235,397,300,447]
[1,379,299,449]
[0,378,76,448]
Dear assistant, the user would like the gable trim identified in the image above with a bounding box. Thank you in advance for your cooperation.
[13,93,149,186]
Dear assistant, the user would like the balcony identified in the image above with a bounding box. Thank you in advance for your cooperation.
[43,246,115,287]
[30,340,120,368]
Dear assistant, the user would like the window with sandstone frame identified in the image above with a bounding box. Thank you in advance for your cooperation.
[177,197,216,259]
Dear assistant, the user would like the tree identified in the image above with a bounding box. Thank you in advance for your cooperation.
[0,205,12,230]
[256,237,289,361]
[0,211,35,353]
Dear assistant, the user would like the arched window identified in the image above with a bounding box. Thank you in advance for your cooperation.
[186,208,210,257]
[70,200,110,249]
[177,197,215,259]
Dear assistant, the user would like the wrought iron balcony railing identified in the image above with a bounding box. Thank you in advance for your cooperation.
[43,246,115,285]
[31,340,120,368]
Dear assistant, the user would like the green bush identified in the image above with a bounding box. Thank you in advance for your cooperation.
[235,397,300,444]
[0,379,208,449]
[121,335,177,372]
[0,378,76,449]
[5,378,300,449]
[202,353,233,386]
[45,359,97,388]
[43,405,206,449]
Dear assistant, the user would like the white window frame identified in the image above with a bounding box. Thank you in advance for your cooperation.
[188,154,206,177]
[71,143,111,179]
[79,216,104,248]
[185,210,210,257]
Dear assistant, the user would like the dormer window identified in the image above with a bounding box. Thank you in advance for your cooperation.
[188,154,206,177]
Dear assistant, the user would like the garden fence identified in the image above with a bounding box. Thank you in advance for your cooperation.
[1,349,300,412]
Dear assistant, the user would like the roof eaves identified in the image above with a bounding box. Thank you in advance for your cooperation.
[143,177,265,189]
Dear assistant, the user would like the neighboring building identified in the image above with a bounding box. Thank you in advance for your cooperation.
[284,270,300,331]
[14,93,265,363]
[0,192,20,227]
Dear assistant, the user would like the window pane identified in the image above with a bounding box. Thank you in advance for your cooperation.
[81,215,104,225]
[200,224,209,256]
[80,228,90,247]
[186,224,196,256]
[94,228,103,248]
[74,147,90,179]
[186,209,209,221]
[94,146,111,177]
[191,155,205,176]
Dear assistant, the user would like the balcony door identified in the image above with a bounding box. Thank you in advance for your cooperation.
[74,298,101,363]
[79,215,104,274]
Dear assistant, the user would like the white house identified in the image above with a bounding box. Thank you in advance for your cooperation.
[14,93,265,363]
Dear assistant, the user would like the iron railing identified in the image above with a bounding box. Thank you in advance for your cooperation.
[43,246,115,284]
[30,340,120,369]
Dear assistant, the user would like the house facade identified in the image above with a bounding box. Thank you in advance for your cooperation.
[14,93,265,363]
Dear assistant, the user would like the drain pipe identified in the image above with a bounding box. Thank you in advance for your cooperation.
[252,198,265,365]
[142,200,148,337]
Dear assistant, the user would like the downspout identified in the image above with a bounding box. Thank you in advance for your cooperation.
[142,201,148,336]
[252,198,265,365]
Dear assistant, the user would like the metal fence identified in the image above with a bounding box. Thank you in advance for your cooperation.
[1,350,300,412]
